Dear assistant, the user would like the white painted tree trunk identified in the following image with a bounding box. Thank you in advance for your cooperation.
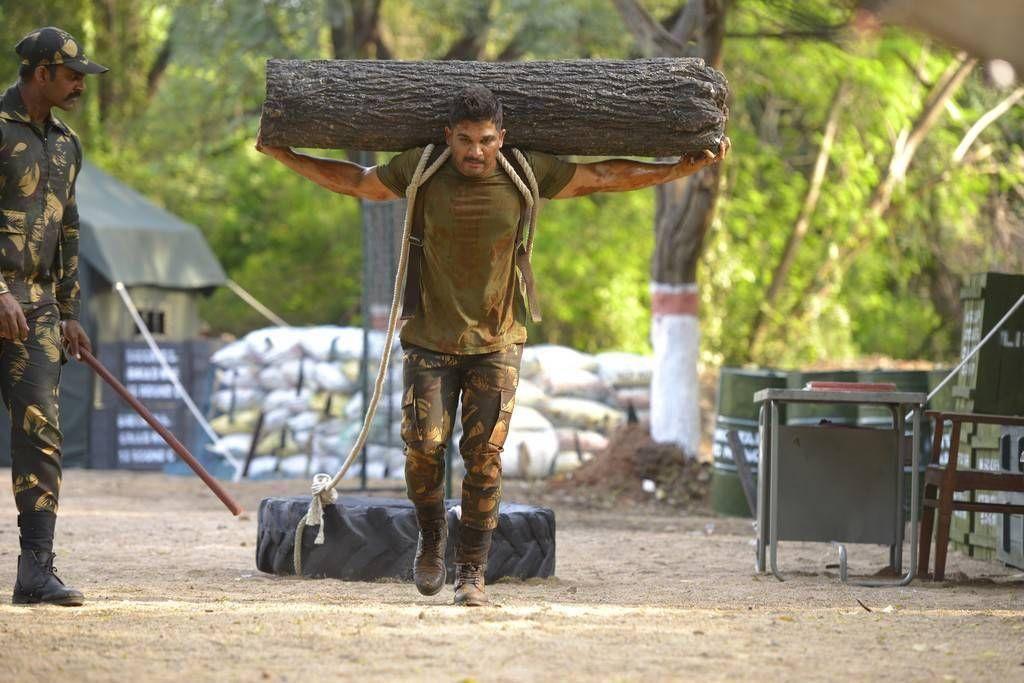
[650,282,700,457]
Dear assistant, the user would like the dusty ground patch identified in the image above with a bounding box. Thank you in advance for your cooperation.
[1,469,1022,682]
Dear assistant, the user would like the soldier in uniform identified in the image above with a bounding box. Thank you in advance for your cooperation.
[1,27,107,606]
[258,85,728,606]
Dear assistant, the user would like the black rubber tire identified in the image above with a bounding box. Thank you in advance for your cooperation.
[256,496,556,583]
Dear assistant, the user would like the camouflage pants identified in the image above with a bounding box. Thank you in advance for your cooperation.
[2,305,63,514]
[401,343,522,531]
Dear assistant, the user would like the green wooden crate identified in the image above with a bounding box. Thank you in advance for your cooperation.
[955,272,1024,415]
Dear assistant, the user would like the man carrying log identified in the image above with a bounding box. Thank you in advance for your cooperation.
[1,27,106,606]
[258,85,728,606]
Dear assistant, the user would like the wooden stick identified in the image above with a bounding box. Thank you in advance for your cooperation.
[77,348,244,516]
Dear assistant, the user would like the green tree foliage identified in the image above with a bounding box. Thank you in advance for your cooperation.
[2,1,1020,363]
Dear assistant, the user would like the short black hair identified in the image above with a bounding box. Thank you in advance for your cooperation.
[448,85,503,130]
[19,63,57,81]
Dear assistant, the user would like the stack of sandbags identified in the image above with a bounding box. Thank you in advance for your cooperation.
[501,346,653,478]
[207,330,653,481]
[207,326,405,480]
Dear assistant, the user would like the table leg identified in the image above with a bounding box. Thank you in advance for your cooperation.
[756,402,768,574]
[769,400,784,581]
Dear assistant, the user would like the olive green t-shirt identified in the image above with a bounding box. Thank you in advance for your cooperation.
[377,147,576,355]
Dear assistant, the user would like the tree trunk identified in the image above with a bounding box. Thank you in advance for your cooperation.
[260,58,728,155]
[615,0,728,458]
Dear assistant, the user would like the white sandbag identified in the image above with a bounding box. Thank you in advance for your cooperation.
[513,379,548,409]
[344,390,403,420]
[313,417,347,437]
[261,406,291,433]
[538,366,607,400]
[555,428,609,453]
[244,327,306,364]
[244,455,279,478]
[614,387,650,411]
[522,344,599,378]
[313,362,354,394]
[214,365,260,390]
[509,405,554,432]
[299,326,365,361]
[262,388,312,414]
[365,444,405,471]
[258,365,291,391]
[287,410,321,434]
[501,426,559,479]
[279,455,313,477]
[543,397,625,434]
[211,388,262,413]
[552,450,589,474]
[210,339,251,369]
[210,433,253,460]
[280,358,320,391]
[596,352,653,388]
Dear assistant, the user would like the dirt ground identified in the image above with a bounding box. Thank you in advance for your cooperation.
[1,469,1022,683]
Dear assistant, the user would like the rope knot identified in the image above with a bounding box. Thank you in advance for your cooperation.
[306,472,338,545]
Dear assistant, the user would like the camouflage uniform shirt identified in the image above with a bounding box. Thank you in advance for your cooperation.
[0,83,81,321]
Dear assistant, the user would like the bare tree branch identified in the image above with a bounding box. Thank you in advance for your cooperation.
[611,0,686,57]
[146,18,175,101]
[952,86,1024,162]
[748,80,849,354]
[441,0,495,60]
[783,54,976,328]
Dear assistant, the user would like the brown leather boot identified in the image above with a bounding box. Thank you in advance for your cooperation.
[412,504,447,596]
[454,525,492,607]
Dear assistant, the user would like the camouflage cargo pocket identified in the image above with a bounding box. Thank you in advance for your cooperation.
[487,388,516,449]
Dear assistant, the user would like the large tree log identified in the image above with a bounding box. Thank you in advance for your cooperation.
[260,58,728,156]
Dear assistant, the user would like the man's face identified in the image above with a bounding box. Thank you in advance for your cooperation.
[39,65,86,111]
[444,119,505,178]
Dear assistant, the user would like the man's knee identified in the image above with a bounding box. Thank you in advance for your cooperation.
[405,441,447,504]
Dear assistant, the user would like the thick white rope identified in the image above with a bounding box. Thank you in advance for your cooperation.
[113,282,243,476]
[225,278,290,327]
[293,146,540,575]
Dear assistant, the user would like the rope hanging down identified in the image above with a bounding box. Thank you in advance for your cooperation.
[293,145,540,575]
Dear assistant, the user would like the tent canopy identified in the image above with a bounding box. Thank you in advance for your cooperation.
[76,161,227,290]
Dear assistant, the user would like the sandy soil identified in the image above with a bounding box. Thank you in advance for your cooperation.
[0,469,1022,682]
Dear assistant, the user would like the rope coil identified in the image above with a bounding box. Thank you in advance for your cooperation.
[293,145,539,576]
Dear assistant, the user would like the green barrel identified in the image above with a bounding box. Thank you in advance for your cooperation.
[711,367,787,517]
[785,370,859,426]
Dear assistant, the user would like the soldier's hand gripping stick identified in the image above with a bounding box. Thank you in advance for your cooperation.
[75,347,244,516]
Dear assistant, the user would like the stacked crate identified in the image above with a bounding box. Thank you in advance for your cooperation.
[997,427,1024,570]
[949,273,1024,560]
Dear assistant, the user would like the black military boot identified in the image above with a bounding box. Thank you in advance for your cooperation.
[12,512,84,607]
[454,525,492,607]
[412,504,447,596]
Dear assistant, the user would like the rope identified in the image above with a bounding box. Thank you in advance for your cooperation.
[225,279,290,327]
[292,145,539,576]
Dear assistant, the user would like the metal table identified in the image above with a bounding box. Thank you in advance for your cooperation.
[754,388,926,586]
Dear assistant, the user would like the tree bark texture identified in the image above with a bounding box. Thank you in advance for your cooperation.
[260,58,729,155]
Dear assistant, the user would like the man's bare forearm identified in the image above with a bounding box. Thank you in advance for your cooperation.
[575,158,683,195]
[271,149,375,196]
[555,139,729,198]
